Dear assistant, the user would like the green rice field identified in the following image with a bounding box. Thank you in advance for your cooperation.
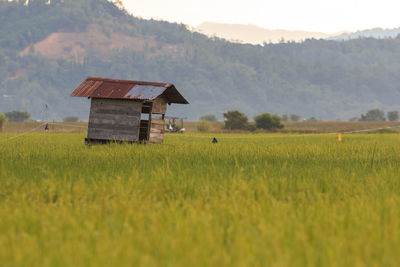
[1,132,400,266]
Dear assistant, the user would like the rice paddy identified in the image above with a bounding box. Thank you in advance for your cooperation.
[1,132,400,266]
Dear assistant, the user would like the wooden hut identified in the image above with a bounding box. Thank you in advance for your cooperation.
[71,77,189,144]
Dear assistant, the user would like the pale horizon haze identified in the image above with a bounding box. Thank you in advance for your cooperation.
[121,0,400,33]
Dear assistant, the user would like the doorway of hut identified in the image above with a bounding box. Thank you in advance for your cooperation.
[139,102,152,141]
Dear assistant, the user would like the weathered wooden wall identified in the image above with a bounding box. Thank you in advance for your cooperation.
[152,97,167,114]
[149,96,166,143]
[87,98,141,142]
[149,118,165,143]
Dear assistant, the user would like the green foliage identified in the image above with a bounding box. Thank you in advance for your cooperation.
[360,109,386,121]
[247,123,257,132]
[63,116,79,122]
[0,133,400,266]
[281,114,288,122]
[4,110,30,122]
[223,110,248,130]
[199,114,218,122]
[387,111,399,122]
[290,114,301,122]
[197,120,210,132]
[0,0,125,50]
[254,113,284,130]
[307,117,319,122]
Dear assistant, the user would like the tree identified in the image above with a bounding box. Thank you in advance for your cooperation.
[387,111,399,122]
[223,110,248,130]
[281,114,288,122]
[63,116,79,122]
[290,114,301,122]
[360,109,385,121]
[254,113,284,130]
[307,117,318,122]
[0,113,6,132]
[199,114,218,122]
[4,110,30,122]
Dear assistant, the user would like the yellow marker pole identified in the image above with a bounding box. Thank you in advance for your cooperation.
[338,133,342,142]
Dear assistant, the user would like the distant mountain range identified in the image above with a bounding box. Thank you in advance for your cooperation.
[328,28,400,40]
[195,22,400,44]
[195,22,337,44]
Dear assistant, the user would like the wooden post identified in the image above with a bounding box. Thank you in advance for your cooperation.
[147,102,152,141]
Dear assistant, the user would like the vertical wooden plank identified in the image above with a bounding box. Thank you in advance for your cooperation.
[149,118,165,143]
[137,102,142,141]
[147,102,152,141]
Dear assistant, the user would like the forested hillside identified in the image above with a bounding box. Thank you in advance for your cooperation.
[1,0,400,120]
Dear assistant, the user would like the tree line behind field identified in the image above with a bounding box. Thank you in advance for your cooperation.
[1,108,399,134]
[0,107,398,129]
[0,110,80,123]
[350,109,399,122]
[197,109,400,132]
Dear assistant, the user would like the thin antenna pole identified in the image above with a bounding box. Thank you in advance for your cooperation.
[45,104,48,123]
[45,104,49,140]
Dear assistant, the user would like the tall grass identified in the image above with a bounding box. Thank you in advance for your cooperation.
[0,133,400,266]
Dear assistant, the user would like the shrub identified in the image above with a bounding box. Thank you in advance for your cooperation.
[199,114,218,122]
[197,120,210,132]
[63,116,79,122]
[290,114,301,122]
[223,110,248,130]
[307,117,318,122]
[247,123,257,132]
[282,114,289,122]
[254,113,284,130]
[387,111,399,122]
[4,110,30,122]
[360,109,385,121]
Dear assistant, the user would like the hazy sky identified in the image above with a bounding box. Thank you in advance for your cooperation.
[121,0,400,33]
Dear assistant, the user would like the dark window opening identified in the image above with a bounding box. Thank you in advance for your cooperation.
[139,102,152,141]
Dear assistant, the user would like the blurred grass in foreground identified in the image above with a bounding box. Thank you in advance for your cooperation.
[0,133,400,266]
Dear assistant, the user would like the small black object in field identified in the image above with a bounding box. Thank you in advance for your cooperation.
[45,123,49,132]
[212,137,218,144]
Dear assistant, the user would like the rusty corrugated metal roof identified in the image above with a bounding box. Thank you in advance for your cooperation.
[71,77,189,104]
